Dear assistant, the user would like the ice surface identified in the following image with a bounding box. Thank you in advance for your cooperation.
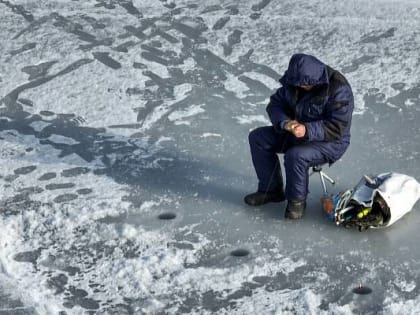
[1,0,420,314]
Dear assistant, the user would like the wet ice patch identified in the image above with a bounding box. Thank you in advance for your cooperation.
[48,134,80,145]
[45,183,75,190]
[201,133,222,138]
[76,188,93,195]
[14,165,37,175]
[38,173,57,181]
[53,193,79,203]
[243,71,277,90]
[224,73,249,98]
[168,104,205,124]
[234,114,269,125]
[61,167,90,177]
[140,83,193,131]
[29,120,50,132]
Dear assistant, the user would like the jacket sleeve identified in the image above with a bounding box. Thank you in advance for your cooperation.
[266,87,293,131]
[304,85,353,142]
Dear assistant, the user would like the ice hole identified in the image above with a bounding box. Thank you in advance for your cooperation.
[352,285,372,295]
[158,212,177,220]
[230,249,250,257]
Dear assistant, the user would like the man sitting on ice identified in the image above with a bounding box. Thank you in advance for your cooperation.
[245,53,354,219]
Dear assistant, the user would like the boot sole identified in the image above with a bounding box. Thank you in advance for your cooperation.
[284,213,304,219]
[284,210,304,219]
[244,196,286,206]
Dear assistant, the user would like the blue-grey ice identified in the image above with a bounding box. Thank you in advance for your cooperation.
[1,0,420,314]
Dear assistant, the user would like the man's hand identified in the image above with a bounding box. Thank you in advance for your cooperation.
[285,120,306,138]
[292,123,306,138]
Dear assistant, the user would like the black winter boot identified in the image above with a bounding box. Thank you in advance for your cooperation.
[244,189,286,206]
[284,200,306,219]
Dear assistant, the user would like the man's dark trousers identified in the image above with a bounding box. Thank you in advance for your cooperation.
[249,126,329,201]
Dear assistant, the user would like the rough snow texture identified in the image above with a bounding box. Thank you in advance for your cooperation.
[1,0,420,314]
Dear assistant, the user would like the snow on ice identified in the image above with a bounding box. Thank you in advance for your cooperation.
[0,0,420,314]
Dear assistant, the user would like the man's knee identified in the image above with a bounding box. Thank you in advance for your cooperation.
[248,126,280,151]
[284,147,307,167]
[248,128,261,146]
[249,127,269,148]
[285,146,326,170]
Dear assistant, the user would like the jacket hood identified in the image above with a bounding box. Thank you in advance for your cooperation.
[280,53,329,87]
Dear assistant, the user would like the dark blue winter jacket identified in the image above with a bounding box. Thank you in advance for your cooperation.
[266,53,354,162]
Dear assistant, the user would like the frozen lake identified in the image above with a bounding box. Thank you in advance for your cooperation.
[1,0,420,314]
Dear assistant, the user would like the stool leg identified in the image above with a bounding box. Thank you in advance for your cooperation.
[320,171,335,185]
[319,172,328,194]
[310,167,335,195]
